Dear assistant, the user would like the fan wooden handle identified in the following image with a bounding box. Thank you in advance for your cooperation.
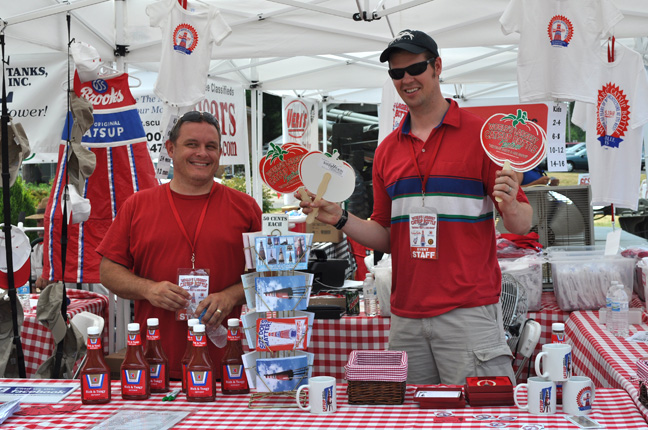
[306,172,332,224]
[495,160,512,203]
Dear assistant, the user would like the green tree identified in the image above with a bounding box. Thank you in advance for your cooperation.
[0,177,37,226]
[221,175,275,213]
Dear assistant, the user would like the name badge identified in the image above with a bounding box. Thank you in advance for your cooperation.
[409,211,438,260]
[176,268,210,321]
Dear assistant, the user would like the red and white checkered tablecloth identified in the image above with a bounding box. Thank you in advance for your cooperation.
[20,290,109,377]
[565,309,648,422]
[2,379,648,429]
[310,293,576,383]
[309,315,391,382]
[308,293,645,383]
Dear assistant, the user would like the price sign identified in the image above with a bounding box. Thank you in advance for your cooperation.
[545,102,568,172]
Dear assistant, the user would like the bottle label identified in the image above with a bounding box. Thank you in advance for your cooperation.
[187,331,194,341]
[122,368,146,395]
[146,328,160,341]
[127,333,142,346]
[551,332,565,344]
[193,334,207,347]
[149,364,166,390]
[87,337,102,350]
[187,370,213,397]
[222,364,248,390]
[82,373,110,400]
[227,328,241,342]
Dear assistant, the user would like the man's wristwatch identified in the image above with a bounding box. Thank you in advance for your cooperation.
[334,209,348,230]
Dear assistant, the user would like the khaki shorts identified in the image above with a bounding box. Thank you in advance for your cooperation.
[389,303,515,385]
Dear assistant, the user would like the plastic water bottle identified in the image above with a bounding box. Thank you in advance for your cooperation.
[605,281,621,331]
[206,324,228,348]
[188,301,227,348]
[17,283,31,313]
[609,283,629,338]
[363,273,378,317]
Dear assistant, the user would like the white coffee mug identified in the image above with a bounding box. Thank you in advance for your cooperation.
[514,376,557,415]
[295,376,337,414]
[563,376,595,416]
[535,343,572,382]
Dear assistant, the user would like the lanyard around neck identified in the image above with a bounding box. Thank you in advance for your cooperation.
[165,182,215,269]
[406,125,446,206]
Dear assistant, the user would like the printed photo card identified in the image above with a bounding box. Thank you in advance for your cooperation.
[241,271,313,311]
[255,275,310,312]
[243,352,313,393]
[241,311,314,351]
[254,234,311,272]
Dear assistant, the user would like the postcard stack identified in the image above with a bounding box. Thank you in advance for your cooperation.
[240,232,316,396]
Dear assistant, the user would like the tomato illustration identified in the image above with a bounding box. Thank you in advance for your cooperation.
[480,109,546,172]
[259,142,309,193]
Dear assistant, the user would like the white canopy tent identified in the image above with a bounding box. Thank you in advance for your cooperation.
[4,0,648,100]
[2,0,648,203]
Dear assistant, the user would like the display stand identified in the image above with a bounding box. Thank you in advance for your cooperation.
[240,231,316,409]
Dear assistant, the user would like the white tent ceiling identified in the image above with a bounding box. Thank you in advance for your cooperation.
[3,0,648,104]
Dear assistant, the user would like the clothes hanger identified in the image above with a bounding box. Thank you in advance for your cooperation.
[60,64,142,90]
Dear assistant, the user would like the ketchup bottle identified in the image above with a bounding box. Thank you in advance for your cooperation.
[120,323,150,400]
[181,318,199,393]
[144,318,169,393]
[186,324,216,402]
[80,326,111,404]
[221,318,249,395]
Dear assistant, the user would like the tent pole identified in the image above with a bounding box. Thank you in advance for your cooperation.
[322,95,328,153]
[250,87,263,208]
[0,30,27,379]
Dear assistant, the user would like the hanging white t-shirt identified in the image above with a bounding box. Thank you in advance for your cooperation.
[147,0,231,107]
[500,0,622,103]
[572,44,648,210]
[378,78,408,146]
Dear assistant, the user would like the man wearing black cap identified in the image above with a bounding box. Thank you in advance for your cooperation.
[297,30,532,385]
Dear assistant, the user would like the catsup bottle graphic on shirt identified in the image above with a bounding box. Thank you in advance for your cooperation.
[221,318,249,395]
[80,326,111,404]
[181,318,199,393]
[120,323,150,400]
[186,324,216,402]
[144,318,169,393]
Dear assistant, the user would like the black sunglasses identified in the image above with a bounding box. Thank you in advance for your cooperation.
[170,111,221,139]
[388,58,436,80]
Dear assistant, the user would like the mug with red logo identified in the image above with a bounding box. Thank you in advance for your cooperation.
[296,376,337,414]
[563,376,595,416]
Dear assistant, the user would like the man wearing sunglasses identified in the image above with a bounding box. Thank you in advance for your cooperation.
[98,111,262,381]
[297,30,532,385]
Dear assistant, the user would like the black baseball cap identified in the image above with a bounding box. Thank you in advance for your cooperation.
[380,30,439,63]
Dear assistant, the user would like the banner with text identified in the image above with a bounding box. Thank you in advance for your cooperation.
[132,76,249,166]
[2,53,68,158]
[281,96,318,151]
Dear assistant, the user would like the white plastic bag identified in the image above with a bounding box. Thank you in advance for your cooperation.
[372,254,392,317]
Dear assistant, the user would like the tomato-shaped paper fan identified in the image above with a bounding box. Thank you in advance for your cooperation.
[480,109,547,173]
[299,149,355,203]
[259,142,309,193]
